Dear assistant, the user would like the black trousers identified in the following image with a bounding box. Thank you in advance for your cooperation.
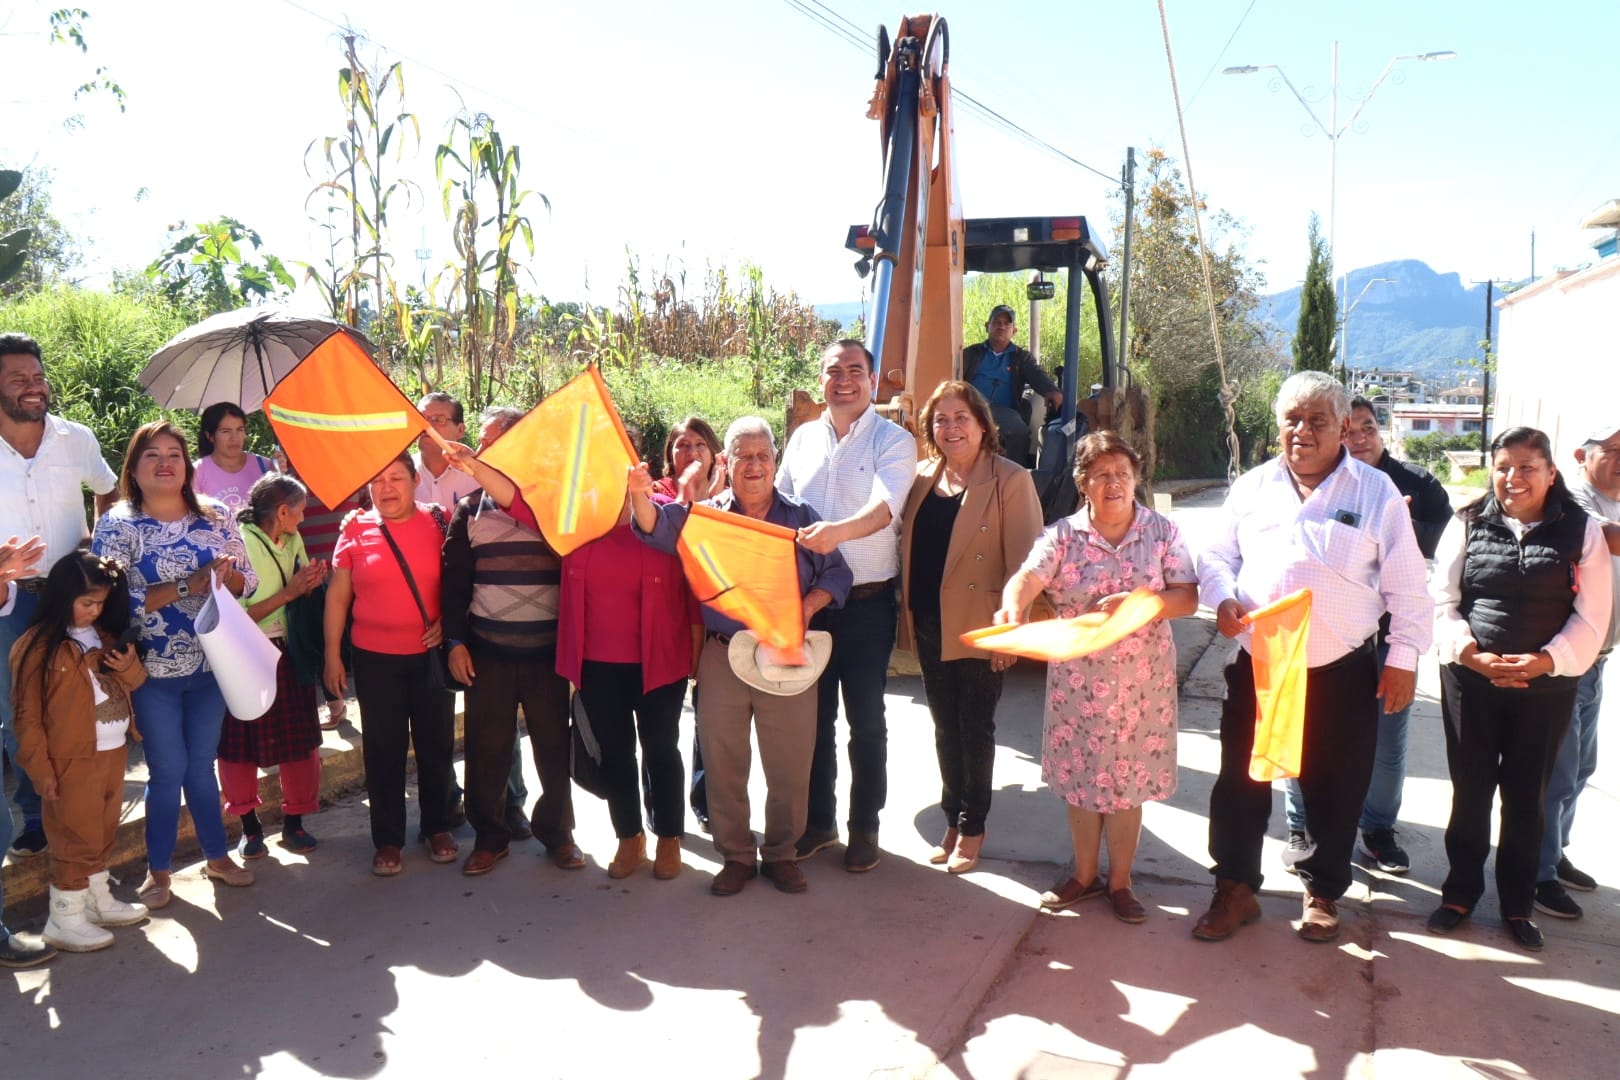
[352,648,456,850]
[914,613,1004,836]
[1438,664,1576,919]
[1208,644,1379,901]
[464,652,573,853]
[579,661,688,839]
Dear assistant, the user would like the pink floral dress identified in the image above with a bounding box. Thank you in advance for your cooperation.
[1018,506,1196,812]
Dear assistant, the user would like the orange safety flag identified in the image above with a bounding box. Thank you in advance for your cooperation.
[959,588,1165,662]
[676,503,807,664]
[476,365,637,557]
[1242,588,1313,782]
[264,331,428,510]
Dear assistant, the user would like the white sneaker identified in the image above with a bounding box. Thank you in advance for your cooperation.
[85,871,149,927]
[43,888,115,953]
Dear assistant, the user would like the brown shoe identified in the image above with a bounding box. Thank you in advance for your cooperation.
[928,828,958,866]
[1039,876,1105,911]
[462,848,508,876]
[710,860,758,896]
[138,871,173,909]
[761,860,809,893]
[1298,894,1340,943]
[1108,886,1148,924]
[608,834,648,879]
[1192,878,1262,941]
[947,831,985,875]
[203,857,255,888]
[653,836,682,880]
[546,837,586,871]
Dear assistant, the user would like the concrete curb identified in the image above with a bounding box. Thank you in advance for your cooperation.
[2,703,466,914]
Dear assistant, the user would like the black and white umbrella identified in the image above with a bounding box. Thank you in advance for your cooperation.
[139,305,378,414]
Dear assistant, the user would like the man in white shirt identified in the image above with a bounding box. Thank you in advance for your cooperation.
[1535,422,1620,920]
[412,392,480,509]
[777,340,918,872]
[1194,370,1431,944]
[0,333,119,960]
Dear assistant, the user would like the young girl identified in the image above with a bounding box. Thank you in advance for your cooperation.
[8,552,150,952]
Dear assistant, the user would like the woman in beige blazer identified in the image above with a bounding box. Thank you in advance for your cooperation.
[899,380,1043,874]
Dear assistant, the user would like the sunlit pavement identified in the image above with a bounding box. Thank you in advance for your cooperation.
[5,485,1616,1078]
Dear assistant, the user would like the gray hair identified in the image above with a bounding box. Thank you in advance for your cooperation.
[1275,371,1350,423]
[723,416,777,458]
[480,405,526,434]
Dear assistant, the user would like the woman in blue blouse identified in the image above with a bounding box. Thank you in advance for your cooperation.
[92,420,258,909]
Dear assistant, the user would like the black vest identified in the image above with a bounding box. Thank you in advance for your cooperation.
[1459,489,1587,691]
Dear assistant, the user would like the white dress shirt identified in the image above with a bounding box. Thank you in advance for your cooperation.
[412,448,481,510]
[1430,510,1612,675]
[1198,452,1433,670]
[0,414,119,574]
[1567,474,1620,655]
[776,406,917,586]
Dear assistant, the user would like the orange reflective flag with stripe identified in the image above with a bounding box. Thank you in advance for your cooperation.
[477,365,637,557]
[264,331,427,510]
[676,503,807,664]
[959,588,1165,662]
[1243,588,1313,782]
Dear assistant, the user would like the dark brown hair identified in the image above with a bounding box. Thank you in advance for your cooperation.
[119,420,208,519]
[1072,431,1142,504]
[662,415,722,480]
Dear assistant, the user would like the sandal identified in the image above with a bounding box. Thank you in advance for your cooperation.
[372,846,403,877]
[1039,876,1105,911]
[423,831,459,864]
[138,871,173,910]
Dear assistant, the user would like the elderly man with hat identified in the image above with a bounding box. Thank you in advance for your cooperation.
[1534,421,1620,920]
[960,305,1063,466]
[631,416,852,896]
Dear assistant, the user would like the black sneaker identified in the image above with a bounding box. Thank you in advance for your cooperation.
[1360,828,1411,874]
[1505,917,1544,952]
[7,828,47,858]
[1282,831,1309,875]
[1556,856,1597,893]
[1534,880,1583,920]
[844,831,881,873]
[793,826,840,862]
[504,808,533,841]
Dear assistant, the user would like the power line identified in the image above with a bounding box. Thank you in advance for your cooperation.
[1186,0,1259,109]
[779,0,1121,187]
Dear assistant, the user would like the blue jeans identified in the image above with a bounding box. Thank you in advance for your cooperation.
[133,669,230,871]
[1285,642,1408,834]
[1,589,44,830]
[0,731,13,940]
[1540,656,1605,880]
[807,586,897,834]
[507,730,528,809]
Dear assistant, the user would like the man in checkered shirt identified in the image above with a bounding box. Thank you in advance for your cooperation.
[1193,371,1432,945]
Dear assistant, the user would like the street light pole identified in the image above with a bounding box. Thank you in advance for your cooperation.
[1341,275,1392,385]
[1225,43,1456,371]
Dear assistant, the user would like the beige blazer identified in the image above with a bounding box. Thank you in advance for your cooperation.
[899,454,1044,661]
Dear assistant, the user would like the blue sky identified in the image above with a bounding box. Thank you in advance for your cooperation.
[4,0,1616,309]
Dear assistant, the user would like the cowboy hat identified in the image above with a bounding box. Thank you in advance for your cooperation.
[727,630,833,697]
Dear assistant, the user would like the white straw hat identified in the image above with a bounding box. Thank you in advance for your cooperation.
[727,630,833,697]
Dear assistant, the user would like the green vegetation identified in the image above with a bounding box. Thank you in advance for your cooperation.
[1293,214,1336,374]
[1403,431,1480,474]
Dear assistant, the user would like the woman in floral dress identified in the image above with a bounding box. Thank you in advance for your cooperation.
[996,432,1198,923]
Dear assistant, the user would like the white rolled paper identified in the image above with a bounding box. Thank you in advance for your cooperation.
[195,570,281,721]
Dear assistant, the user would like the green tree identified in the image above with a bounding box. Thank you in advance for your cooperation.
[0,167,81,297]
[145,216,296,316]
[1293,214,1336,373]
[1110,147,1281,477]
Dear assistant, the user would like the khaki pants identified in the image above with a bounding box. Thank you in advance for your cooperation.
[696,637,816,865]
[43,745,129,890]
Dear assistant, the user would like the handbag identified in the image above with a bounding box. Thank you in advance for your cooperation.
[377,516,469,694]
[249,531,324,687]
[568,689,609,798]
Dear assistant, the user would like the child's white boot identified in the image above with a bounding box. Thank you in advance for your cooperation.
[43,887,115,952]
[85,870,149,926]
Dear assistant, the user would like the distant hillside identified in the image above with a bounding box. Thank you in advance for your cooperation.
[1260,259,1502,379]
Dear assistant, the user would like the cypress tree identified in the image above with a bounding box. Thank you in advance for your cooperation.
[1292,215,1337,373]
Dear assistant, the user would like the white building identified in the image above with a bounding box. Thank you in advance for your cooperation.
[1388,402,1486,456]
[1492,200,1620,463]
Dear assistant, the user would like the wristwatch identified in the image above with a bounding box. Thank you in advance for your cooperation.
[176,579,190,600]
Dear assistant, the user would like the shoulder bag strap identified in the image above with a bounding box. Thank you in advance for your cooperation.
[377,523,432,631]
[247,530,290,590]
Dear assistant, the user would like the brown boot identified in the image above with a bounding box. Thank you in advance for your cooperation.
[607,833,648,879]
[653,836,682,880]
[1298,894,1340,943]
[1192,878,1262,941]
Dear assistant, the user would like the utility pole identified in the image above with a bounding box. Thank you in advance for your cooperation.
[1116,147,1137,389]
[1530,229,1536,281]
[1480,279,1494,458]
